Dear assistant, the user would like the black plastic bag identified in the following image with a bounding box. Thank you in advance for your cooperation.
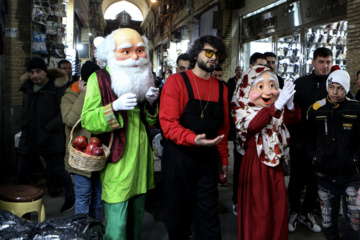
[0,209,35,240]
[32,213,103,240]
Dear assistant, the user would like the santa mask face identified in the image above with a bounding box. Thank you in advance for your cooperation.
[113,28,148,63]
[104,28,153,101]
[249,71,279,108]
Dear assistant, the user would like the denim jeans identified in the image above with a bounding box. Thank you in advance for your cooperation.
[73,172,102,220]
[17,153,74,198]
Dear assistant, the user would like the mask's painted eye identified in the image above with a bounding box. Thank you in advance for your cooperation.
[257,84,263,90]
[269,83,275,89]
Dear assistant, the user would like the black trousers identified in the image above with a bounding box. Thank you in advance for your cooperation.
[317,177,360,240]
[17,153,74,198]
[162,141,221,240]
[288,144,318,214]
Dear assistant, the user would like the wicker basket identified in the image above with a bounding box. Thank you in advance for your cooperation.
[68,118,113,172]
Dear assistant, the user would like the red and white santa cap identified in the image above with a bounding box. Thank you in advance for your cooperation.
[326,70,350,93]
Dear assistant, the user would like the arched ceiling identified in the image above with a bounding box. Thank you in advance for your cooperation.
[101,0,150,20]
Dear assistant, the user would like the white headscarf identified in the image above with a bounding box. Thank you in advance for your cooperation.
[231,66,290,167]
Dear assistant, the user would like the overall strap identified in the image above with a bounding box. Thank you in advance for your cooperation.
[180,72,194,100]
[218,80,224,102]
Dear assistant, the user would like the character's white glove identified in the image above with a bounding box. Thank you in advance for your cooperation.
[285,82,295,110]
[112,93,137,111]
[145,87,159,104]
[274,81,295,111]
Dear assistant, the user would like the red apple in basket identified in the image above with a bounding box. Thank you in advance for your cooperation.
[218,173,227,184]
[74,135,88,150]
[75,147,83,152]
[92,147,105,156]
[89,137,102,147]
[85,143,98,155]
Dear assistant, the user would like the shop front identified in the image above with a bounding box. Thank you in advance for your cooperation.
[241,0,347,80]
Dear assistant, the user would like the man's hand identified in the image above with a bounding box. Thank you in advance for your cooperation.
[78,80,87,93]
[146,87,159,105]
[194,133,224,146]
[221,165,228,178]
[112,93,137,111]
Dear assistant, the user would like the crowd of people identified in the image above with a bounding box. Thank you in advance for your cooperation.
[15,27,360,240]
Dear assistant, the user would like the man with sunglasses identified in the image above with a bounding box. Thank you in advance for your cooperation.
[160,35,229,240]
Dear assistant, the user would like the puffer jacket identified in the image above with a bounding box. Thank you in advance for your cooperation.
[60,81,92,177]
[307,97,360,178]
[18,68,68,155]
[289,71,354,145]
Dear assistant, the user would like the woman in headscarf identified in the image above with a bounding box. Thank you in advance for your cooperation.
[231,66,301,240]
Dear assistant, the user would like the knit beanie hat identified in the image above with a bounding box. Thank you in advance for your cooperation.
[81,61,100,81]
[326,70,350,93]
[28,57,47,72]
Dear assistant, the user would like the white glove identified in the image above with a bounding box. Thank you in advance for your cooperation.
[274,81,295,111]
[112,93,137,111]
[145,87,159,104]
[286,83,295,110]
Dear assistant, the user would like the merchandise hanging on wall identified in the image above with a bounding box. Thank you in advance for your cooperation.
[304,20,347,74]
[32,31,48,54]
[32,0,50,26]
[277,34,301,81]
[31,0,67,62]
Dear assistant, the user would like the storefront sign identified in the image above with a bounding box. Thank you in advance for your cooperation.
[299,0,347,25]
[242,1,300,42]
[242,0,346,43]
[5,28,19,38]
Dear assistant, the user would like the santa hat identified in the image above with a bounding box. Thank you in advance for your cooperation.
[326,70,350,93]
[330,65,341,73]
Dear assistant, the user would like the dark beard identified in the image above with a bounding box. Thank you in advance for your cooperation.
[197,59,215,72]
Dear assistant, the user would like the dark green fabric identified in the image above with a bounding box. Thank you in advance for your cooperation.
[104,194,146,240]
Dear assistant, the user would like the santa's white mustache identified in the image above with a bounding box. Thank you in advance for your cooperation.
[113,57,149,67]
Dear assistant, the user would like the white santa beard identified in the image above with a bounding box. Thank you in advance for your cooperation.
[107,57,153,102]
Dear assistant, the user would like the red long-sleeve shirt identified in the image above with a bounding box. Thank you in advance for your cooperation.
[159,70,230,165]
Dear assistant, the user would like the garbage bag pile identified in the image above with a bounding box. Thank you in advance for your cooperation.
[0,209,103,239]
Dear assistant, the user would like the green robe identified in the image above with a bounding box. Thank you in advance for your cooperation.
[81,68,156,203]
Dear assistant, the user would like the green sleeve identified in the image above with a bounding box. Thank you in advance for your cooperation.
[81,72,124,135]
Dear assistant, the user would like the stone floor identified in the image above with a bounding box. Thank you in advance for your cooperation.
[25,141,335,239]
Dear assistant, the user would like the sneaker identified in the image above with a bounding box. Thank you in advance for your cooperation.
[288,212,298,232]
[61,196,75,213]
[299,213,321,232]
[232,204,238,216]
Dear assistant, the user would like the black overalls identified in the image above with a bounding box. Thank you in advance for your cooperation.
[162,72,224,240]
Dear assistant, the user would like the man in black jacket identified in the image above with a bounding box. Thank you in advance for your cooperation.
[287,47,354,233]
[17,57,75,213]
[287,47,332,233]
[307,70,360,239]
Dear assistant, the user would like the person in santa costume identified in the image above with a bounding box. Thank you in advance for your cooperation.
[231,65,301,240]
[81,28,159,240]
